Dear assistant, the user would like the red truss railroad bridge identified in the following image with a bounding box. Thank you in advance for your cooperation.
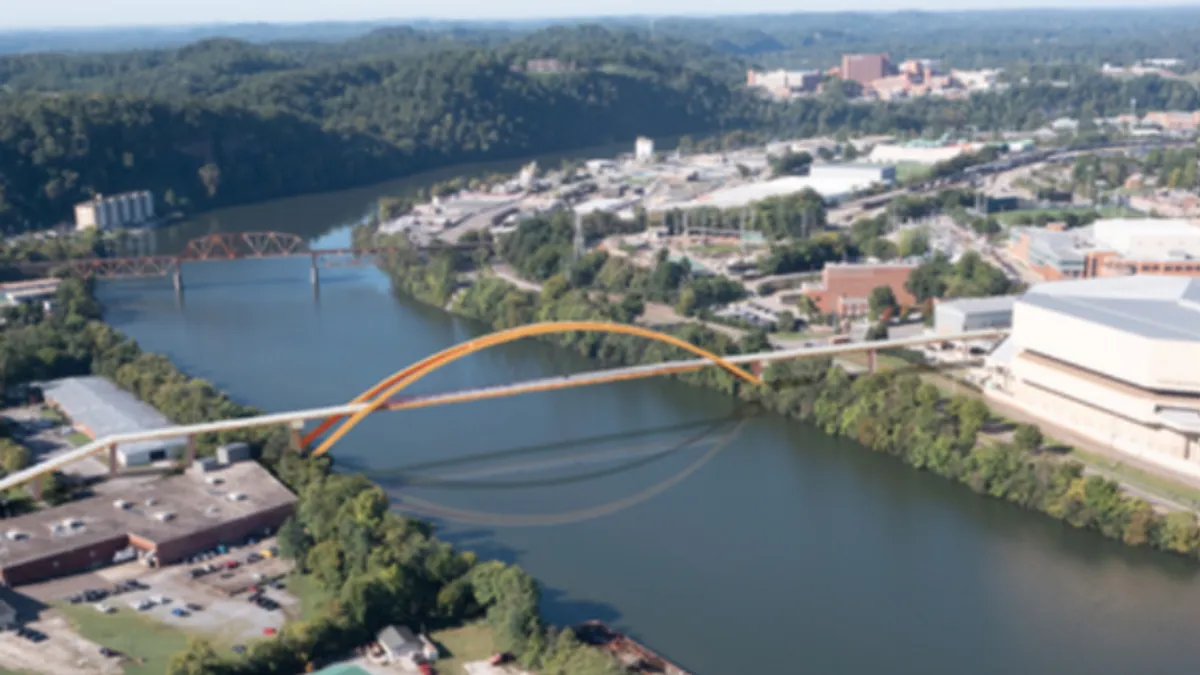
[14,231,483,291]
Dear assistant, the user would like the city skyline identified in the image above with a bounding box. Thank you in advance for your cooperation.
[5,0,1200,30]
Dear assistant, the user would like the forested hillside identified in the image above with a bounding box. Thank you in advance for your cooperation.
[0,28,758,231]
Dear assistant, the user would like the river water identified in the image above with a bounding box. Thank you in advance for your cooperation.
[95,169,1200,675]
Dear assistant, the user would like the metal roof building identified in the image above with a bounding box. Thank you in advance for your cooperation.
[998,276,1200,480]
[934,296,1017,334]
[41,376,187,467]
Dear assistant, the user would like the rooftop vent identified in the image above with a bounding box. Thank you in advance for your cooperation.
[226,492,247,502]
[154,512,175,522]
[113,500,130,510]
[5,530,28,541]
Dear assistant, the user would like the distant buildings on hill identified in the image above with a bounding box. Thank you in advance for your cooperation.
[746,52,1000,102]
[74,191,155,231]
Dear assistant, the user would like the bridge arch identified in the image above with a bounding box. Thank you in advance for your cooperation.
[307,321,761,457]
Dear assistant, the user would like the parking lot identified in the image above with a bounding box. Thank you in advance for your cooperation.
[0,613,122,675]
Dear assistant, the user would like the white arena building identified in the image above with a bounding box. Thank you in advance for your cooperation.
[990,276,1200,477]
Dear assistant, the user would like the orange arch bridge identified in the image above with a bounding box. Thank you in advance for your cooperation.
[304,321,763,457]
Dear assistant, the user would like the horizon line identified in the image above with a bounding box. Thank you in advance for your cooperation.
[7,3,1200,33]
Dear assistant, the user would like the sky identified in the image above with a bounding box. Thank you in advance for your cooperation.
[3,0,1195,29]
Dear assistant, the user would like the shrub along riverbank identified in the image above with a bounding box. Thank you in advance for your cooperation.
[0,277,623,675]
[381,243,1200,562]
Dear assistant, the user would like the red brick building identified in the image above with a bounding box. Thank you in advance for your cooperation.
[802,262,918,316]
[841,53,894,87]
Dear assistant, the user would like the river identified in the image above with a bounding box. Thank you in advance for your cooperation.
[95,168,1200,675]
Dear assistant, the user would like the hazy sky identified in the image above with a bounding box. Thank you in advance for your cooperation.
[3,0,1192,29]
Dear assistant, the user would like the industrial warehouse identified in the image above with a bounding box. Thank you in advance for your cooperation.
[987,276,1200,477]
[41,376,188,467]
[0,458,296,586]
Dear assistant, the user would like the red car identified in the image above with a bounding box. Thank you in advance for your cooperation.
[263,627,277,636]
[417,664,435,675]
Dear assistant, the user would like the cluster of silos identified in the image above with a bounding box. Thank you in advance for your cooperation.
[77,191,156,229]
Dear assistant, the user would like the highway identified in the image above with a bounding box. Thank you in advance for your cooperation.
[0,328,1008,492]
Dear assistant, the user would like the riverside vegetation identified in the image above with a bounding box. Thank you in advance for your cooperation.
[0,278,624,675]
[377,216,1200,561]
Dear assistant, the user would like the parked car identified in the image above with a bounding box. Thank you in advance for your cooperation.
[263,627,277,636]
[232,645,246,654]
[93,603,115,614]
[185,603,204,612]
[170,608,190,618]
[150,595,170,605]
[99,647,119,657]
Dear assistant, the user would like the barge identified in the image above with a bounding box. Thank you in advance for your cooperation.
[575,621,692,675]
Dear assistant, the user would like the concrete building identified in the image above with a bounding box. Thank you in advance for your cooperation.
[747,69,822,98]
[41,376,187,467]
[74,191,155,231]
[933,296,1016,334]
[635,137,655,163]
[809,163,896,186]
[1009,219,1200,281]
[0,460,296,585]
[801,262,917,316]
[841,53,893,87]
[376,625,437,666]
[990,276,1200,478]
[656,173,880,213]
[0,279,60,311]
[865,143,975,165]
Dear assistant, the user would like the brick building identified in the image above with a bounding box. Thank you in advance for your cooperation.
[802,262,918,316]
[0,460,296,586]
[1008,218,1200,282]
[840,53,894,87]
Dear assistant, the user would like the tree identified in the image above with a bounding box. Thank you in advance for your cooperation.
[198,163,222,199]
[770,151,813,176]
[776,310,796,332]
[897,227,931,258]
[1013,424,1044,452]
[868,285,899,321]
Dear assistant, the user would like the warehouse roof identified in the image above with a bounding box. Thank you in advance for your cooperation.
[40,376,186,458]
[1020,276,1200,342]
[0,461,296,570]
[936,296,1017,314]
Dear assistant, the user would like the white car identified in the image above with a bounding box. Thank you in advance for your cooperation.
[130,599,154,611]
[93,603,115,614]
[150,595,170,605]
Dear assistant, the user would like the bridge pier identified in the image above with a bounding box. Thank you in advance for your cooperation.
[289,421,305,453]
[172,265,184,294]
[108,443,118,476]
[867,349,877,374]
[751,361,763,378]
[310,253,320,294]
[31,474,42,501]
[185,435,196,468]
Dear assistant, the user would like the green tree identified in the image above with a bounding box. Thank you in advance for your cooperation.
[868,285,899,321]
[1013,424,1044,452]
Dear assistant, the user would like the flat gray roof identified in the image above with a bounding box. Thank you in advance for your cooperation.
[937,295,1017,314]
[41,376,186,459]
[0,461,296,570]
[1020,276,1200,342]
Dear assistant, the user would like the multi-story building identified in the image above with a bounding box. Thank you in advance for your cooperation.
[635,137,655,162]
[801,262,917,316]
[74,191,155,231]
[746,69,822,98]
[1009,219,1200,281]
[840,53,894,87]
[988,276,1200,479]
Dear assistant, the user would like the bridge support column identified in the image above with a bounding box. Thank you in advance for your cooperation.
[310,253,320,294]
[108,443,119,476]
[289,421,305,453]
[172,265,184,294]
[31,475,42,501]
[751,361,763,378]
[867,349,877,374]
[185,434,196,468]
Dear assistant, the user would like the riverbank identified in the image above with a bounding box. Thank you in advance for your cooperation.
[380,247,1200,564]
[0,278,625,675]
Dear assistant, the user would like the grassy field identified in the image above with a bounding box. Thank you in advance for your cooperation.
[995,205,1142,226]
[38,407,65,424]
[65,431,92,447]
[431,624,497,675]
[286,573,330,620]
[895,162,932,183]
[55,604,203,675]
[1068,448,1200,510]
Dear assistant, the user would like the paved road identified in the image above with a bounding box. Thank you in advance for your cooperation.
[438,201,521,244]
